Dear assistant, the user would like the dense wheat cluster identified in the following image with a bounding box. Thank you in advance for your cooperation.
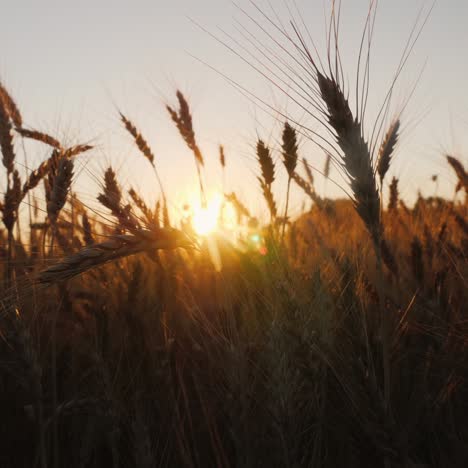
[1,3,467,467]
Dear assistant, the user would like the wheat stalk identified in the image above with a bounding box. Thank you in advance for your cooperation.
[410,236,424,284]
[314,67,390,422]
[258,177,277,221]
[154,200,161,228]
[162,197,170,227]
[302,157,314,186]
[9,313,46,468]
[323,152,331,180]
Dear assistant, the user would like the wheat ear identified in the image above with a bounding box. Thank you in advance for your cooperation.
[446,155,468,194]
[0,81,22,127]
[0,92,15,175]
[281,122,299,239]
[37,229,193,283]
[292,172,324,211]
[377,119,400,186]
[219,144,226,168]
[82,212,94,246]
[47,158,74,226]
[16,127,62,149]
[2,169,21,232]
[317,71,381,245]
[22,145,91,201]
[225,192,251,223]
[256,139,277,222]
[257,139,275,185]
[98,167,139,233]
[388,177,399,212]
[119,112,166,196]
[167,91,206,205]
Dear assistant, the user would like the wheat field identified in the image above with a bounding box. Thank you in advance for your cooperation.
[1,2,467,467]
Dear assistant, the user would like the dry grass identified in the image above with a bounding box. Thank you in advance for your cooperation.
[0,4,467,467]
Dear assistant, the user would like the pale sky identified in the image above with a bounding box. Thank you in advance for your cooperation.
[1,0,467,221]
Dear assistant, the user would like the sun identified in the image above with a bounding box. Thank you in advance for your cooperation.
[192,194,223,236]
[187,192,240,239]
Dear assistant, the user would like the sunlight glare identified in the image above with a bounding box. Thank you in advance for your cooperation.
[222,200,238,230]
[193,194,223,236]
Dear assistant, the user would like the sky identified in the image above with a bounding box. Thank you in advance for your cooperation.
[1,0,467,222]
